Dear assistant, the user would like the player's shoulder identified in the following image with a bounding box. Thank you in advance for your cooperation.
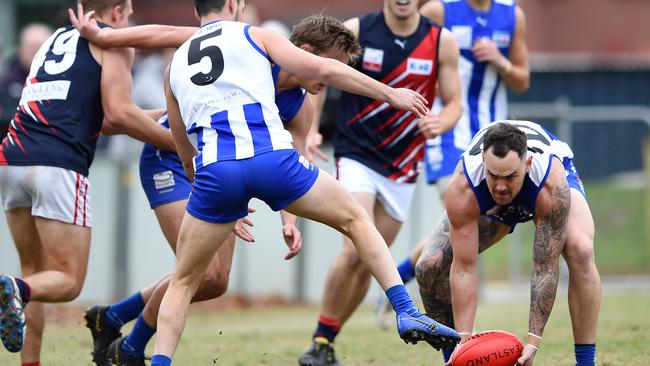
[444,167,480,221]
[420,0,445,25]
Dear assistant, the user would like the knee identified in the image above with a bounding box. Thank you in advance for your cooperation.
[415,252,448,287]
[337,205,373,239]
[565,240,596,270]
[200,271,229,298]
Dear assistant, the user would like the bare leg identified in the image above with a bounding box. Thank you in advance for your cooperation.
[285,172,404,291]
[153,213,235,358]
[7,208,45,364]
[336,200,402,325]
[563,189,600,344]
[16,216,91,302]
[416,214,508,326]
[319,192,377,321]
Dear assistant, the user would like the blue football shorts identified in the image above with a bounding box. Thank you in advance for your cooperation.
[563,157,586,198]
[187,149,319,223]
[139,144,192,209]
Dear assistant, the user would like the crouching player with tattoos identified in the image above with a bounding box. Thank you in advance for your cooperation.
[416,121,600,366]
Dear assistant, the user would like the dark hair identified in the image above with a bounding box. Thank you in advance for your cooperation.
[195,0,237,17]
[483,123,527,159]
[80,0,127,14]
[290,15,362,63]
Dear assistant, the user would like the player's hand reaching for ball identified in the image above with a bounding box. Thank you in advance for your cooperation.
[516,344,537,366]
[387,88,429,118]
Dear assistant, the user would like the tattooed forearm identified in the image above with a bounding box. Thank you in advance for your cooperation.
[529,182,570,336]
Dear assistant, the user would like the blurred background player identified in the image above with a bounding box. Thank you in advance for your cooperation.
[152,0,459,364]
[0,23,52,137]
[416,121,599,366]
[385,0,530,353]
[299,0,462,364]
[0,0,176,365]
[68,10,364,365]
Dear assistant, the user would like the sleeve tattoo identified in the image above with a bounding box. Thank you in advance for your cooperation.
[529,182,570,336]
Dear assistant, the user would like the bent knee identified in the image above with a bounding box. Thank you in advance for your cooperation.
[199,273,229,299]
[415,254,449,285]
[564,240,596,268]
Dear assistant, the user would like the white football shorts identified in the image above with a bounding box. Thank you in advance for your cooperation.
[334,157,416,222]
[0,165,92,227]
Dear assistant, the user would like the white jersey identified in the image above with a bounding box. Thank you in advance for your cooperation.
[169,20,293,169]
[461,120,574,225]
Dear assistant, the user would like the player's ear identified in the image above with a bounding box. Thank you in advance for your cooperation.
[299,44,314,53]
[525,155,532,172]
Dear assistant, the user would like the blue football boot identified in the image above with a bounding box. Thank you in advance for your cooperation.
[396,311,460,350]
[0,274,26,353]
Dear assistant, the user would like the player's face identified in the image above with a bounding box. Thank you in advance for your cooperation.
[114,0,133,29]
[385,0,419,20]
[482,148,530,206]
[234,0,246,22]
[299,47,350,95]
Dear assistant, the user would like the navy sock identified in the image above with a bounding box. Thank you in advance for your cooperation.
[121,314,156,356]
[313,315,339,343]
[397,258,416,283]
[14,278,31,304]
[575,343,595,366]
[442,347,454,362]
[105,292,145,329]
[385,284,419,316]
[150,354,171,366]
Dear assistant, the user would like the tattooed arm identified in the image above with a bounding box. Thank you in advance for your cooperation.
[444,170,482,341]
[519,159,571,365]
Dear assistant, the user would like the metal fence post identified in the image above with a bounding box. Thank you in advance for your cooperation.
[113,161,131,300]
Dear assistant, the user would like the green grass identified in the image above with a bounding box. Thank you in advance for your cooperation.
[1,291,649,365]
[481,183,649,280]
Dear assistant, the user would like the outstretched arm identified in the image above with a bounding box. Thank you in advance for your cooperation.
[519,160,570,365]
[445,173,482,340]
[250,26,429,118]
[101,47,176,151]
[69,3,196,49]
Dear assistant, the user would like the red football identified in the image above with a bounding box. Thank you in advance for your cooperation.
[450,330,523,366]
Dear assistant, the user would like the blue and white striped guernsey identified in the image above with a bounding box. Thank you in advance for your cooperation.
[169,21,293,170]
[425,0,516,183]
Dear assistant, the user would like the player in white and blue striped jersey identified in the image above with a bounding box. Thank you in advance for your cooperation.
[150,1,459,364]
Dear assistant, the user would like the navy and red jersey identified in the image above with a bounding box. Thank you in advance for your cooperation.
[0,26,104,177]
[334,12,441,183]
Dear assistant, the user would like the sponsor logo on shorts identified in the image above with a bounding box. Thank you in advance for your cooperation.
[153,171,176,190]
[407,58,433,75]
[362,47,384,73]
[298,155,313,170]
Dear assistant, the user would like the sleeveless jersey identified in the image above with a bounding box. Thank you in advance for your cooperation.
[426,0,516,182]
[0,26,103,177]
[169,21,293,170]
[334,12,441,183]
[272,65,307,124]
[461,120,574,227]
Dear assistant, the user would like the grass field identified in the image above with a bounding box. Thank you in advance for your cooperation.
[1,290,648,365]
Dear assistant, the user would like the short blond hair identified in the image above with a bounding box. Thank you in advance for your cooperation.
[290,15,362,63]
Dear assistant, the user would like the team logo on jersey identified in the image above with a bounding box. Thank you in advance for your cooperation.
[153,171,176,190]
[407,58,433,75]
[451,26,473,49]
[492,31,511,48]
[362,47,384,73]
